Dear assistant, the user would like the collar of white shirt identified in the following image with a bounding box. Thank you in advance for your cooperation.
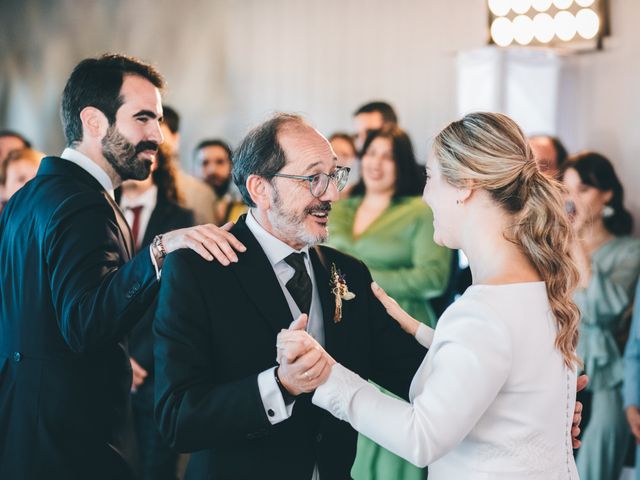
[120,184,158,212]
[245,208,310,267]
[60,148,115,199]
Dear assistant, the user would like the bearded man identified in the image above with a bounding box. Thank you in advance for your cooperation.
[0,54,244,480]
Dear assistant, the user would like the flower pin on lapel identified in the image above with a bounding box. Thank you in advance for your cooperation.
[330,263,356,323]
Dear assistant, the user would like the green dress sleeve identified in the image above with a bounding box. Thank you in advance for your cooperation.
[368,206,451,300]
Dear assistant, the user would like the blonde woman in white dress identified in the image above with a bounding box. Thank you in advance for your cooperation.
[277,112,582,479]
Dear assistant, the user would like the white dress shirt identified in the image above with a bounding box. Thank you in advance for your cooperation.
[314,282,579,479]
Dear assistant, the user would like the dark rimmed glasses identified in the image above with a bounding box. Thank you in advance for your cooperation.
[272,166,351,198]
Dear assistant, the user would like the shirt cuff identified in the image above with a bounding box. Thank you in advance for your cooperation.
[257,367,294,425]
[415,323,434,348]
[149,245,162,280]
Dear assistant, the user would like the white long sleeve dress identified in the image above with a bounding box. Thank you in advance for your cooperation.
[313,282,579,479]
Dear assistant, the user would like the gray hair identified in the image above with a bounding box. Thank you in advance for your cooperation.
[232,113,306,207]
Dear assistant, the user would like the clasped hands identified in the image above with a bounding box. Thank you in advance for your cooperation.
[275,314,336,397]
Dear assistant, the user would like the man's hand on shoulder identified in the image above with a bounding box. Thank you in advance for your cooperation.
[154,221,246,267]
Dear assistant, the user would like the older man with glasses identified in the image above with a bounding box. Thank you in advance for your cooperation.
[153,113,425,480]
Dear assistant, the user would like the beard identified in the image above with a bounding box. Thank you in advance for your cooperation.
[101,125,157,181]
[267,186,331,247]
[205,175,232,198]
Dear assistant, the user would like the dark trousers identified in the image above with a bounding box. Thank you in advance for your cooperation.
[132,379,179,480]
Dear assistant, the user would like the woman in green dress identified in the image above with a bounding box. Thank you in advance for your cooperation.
[327,126,451,479]
[564,152,640,480]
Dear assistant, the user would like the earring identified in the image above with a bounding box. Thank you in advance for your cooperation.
[456,199,464,205]
[602,205,614,218]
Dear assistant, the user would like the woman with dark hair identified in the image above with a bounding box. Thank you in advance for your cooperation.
[326,126,451,480]
[563,152,640,480]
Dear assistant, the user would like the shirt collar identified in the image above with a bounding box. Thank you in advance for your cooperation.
[120,184,158,211]
[61,148,115,198]
[245,209,309,267]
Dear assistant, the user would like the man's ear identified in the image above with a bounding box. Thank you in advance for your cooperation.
[79,106,109,141]
[246,174,271,209]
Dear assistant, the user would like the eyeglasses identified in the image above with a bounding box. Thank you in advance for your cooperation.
[272,166,351,198]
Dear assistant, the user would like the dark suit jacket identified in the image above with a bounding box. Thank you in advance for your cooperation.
[154,215,425,480]
[0,156,159,480]
[128,198,194,375]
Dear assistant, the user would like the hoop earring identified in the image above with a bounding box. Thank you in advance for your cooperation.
[602,205,614,218]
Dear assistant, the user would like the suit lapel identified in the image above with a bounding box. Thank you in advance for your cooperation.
[229,217,298,334]
[103,192,134,260]
[309,246,347,356]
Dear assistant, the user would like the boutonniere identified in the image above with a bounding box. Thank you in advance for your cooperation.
[330,263,356,323]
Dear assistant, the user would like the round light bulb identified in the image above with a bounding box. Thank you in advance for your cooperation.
[576,8,600,39]
[533,13,555,43]
[513,15,535,45]
[512,0,532,14]
[488,0,511,16]
[554,10,577,41]
[532,0,553,12]
[491,17,515,47]
[576,0,595,6]
[553,0,573,9]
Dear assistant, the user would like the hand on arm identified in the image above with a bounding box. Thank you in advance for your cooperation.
[154,221,246,268]
[626,406,640,444]
[573,374,588,448]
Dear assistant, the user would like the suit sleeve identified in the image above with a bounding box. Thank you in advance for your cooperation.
[130,204,196,371]
[153,251,271,452]
[45,192,158,353]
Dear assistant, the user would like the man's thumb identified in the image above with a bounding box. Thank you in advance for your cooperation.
[289,314,308,331]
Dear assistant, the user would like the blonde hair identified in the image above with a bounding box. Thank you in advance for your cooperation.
[1,148,44,183]
[433,112,580,368]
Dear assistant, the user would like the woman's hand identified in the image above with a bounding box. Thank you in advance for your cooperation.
[371,282,421,336]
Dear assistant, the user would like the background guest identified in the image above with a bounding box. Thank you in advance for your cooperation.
[329,132,359,198]
[326,126,451,480]
[0,130,32,202]
[119,146,194,480]
[194,138,246,225]
[529,134,568,180]
[564,152,640,480]
[1,147,43,210]
[352,101,398,154]
[160,105,217,225]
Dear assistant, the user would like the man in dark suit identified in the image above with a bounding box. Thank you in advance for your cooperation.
[154,113,426,479]
[0,54,243,480]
